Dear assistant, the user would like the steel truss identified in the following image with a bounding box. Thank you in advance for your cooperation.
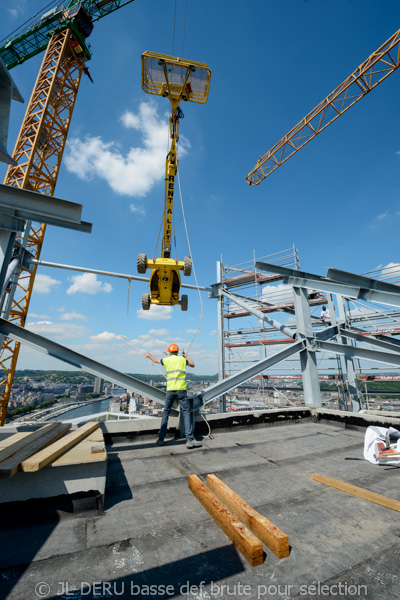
[1,260,400,418]
[214,256,400,413]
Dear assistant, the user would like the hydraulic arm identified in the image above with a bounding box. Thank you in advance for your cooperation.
[137,51,211,312]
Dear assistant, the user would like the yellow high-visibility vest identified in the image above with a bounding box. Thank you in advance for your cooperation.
[162,355,187,391]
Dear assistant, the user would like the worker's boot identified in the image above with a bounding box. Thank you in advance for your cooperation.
[186,438,202,449]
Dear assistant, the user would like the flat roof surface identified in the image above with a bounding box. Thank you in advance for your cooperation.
[1,420,400,599]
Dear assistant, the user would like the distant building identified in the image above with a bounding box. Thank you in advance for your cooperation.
[94,377,103,395]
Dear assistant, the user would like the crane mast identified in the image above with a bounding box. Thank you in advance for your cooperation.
[0,29,85,425]
[0,1,136,426]
[246,27,400,186]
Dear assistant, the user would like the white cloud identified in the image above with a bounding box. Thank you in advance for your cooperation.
[262,283,292,304]
[26,321,88,340]
[65,102,189,198]
[186,328,198,334]
[67,273,113,295]
[137,305,173,320]
[371,211,390,229]
[209,330,217,336]
[90,331,122,343]
[34,274,61,294]
[142,338,168,349]
[61,310,88,321]
[130,203,146,217]
[149,328,169,336]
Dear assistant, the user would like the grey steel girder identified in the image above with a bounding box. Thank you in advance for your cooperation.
[0,184,92,233]
[0,318,166,405]
[256,261,400,308]
[0,57,24,165]
[315,325,339,341]
[314,339,400,368]
[219,289,295,339]
[292,285,322,408]
[337,296,362,412]
[33,260,211,292]
[196,340,305,407]
[327,268,400,295]
[339,327,400,354]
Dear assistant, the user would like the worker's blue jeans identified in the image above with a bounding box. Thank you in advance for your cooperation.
[159,390,193,440]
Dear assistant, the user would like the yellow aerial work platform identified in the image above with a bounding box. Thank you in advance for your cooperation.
[137,52,211,311]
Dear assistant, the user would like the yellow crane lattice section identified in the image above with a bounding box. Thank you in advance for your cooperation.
[0,29,85,425]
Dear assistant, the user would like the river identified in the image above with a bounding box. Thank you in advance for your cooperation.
[54,388,127,421]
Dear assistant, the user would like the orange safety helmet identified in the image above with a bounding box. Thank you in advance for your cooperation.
[167,343,179,353]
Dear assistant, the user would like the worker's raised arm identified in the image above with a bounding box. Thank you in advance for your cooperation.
[182,352,195,368]
[145,352,162,364]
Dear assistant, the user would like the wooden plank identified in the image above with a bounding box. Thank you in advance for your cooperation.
[51,429,106,467]
[0,424,57,463]
[188,474,264,567]
[313,473,400,512]
[0,422,71,479]
[207,473,289,558]
[21,422,100,472]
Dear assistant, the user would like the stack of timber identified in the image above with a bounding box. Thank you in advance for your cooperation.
[207,474,289,558]
[0,422,102,478]
[189,473,290,566]
[189,474,264,566]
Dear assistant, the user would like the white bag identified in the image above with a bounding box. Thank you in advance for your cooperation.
[364,425,400,465]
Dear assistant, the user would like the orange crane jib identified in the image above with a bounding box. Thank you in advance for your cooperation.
[246,28,400,186]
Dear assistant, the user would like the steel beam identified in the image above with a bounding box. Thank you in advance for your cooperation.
[220,289,295,339]
[216,261,226,412]
[315,339,400,368]
[337,295,362,412]
[0,183,92,233]
[340,327,400,354]
[198,340,305,406]
[256,261,400,308]
[33,260,211,292]
[327,268,400,295]
[0,57,24,165]
[0,318,166,405]
[292,286,322,408]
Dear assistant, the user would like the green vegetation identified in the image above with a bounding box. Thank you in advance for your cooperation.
[6,398,56,418]
[15,370,94,384]
[129,373,217,383]
[14,370,217,384]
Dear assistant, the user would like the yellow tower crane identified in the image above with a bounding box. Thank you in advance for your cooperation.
[137,51,211,312]
[246,28,400,186]
[0,1,135,426]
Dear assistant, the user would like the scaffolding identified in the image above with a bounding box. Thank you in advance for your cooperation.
[216,252,400,413]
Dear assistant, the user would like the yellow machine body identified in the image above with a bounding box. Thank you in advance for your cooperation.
[149,259,183,306]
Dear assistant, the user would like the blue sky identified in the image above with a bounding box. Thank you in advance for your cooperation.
[1,0,400,375]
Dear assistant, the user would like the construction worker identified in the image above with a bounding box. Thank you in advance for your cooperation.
[321,305,331,326]
[145,344,202,449]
